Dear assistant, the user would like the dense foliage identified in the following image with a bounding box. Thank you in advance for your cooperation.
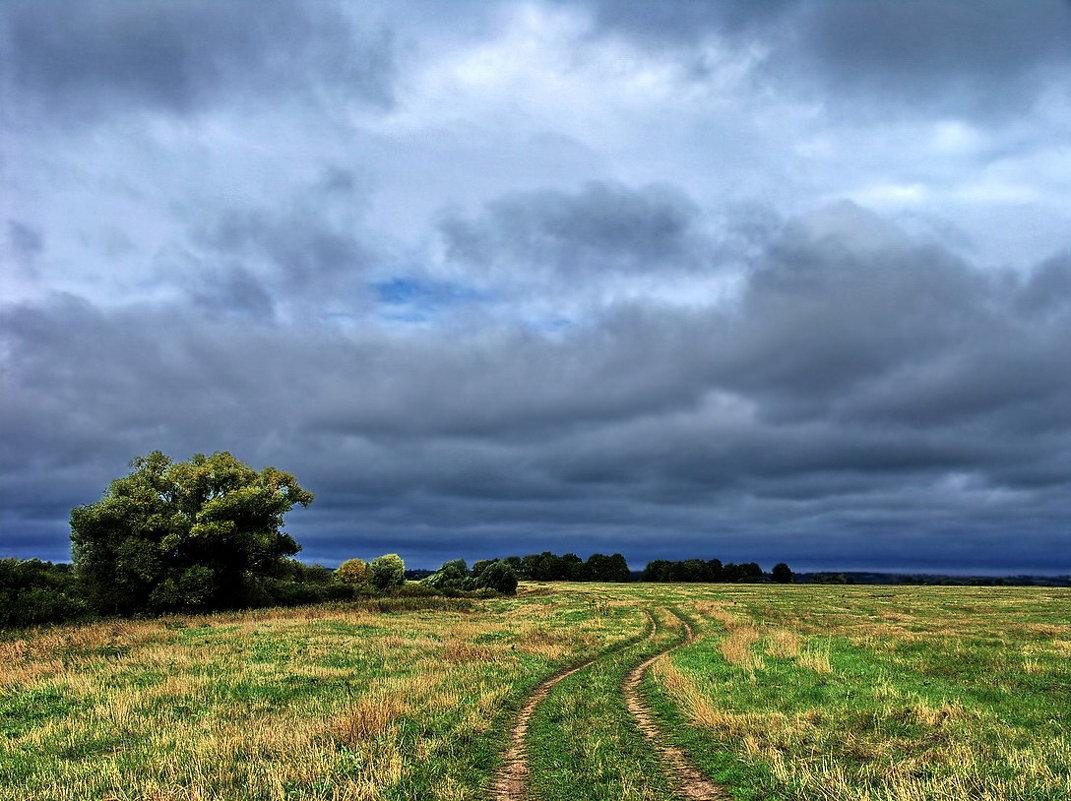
[498,551,631,581]
[0,559,88,627]
[70,451,314,614]
[369,554,406,590]
[423,558,519,595]
[335,558,371,585]
[643,558,764,583]
[771,562,794,583]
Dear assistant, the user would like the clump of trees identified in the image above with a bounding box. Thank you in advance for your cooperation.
[0,559,88,627]
[423,558,519,595]
[643,559,765,583]
[771,562,794,583]
[492,552,631,582]
[369,554,406,590]
[1,452,430,629]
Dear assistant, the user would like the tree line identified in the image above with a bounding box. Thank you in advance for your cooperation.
[1,450,795,629]
[644,559,793,583]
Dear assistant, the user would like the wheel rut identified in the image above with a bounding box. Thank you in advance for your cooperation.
[491,610,657,801]
[623,610,728,801]
[492,607,726,801]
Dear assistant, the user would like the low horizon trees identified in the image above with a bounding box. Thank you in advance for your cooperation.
[643,558,768,583]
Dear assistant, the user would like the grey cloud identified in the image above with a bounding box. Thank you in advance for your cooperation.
[440,181,710,277]
[181,168,376,309]
[4,220,43,277]
[2,203,1069,571]
[2,0,395,121]
[5,220,43,261]
[793,0,1071,111]
[568,0,1071,117]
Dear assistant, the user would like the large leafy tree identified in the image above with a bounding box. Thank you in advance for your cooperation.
[70,451,313,614]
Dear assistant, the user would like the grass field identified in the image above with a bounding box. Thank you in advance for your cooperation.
[1,584,1068,800]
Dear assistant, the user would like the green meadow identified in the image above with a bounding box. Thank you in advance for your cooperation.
[2,584,1068,800]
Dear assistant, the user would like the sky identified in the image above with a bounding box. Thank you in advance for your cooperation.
[2,0,1070,574]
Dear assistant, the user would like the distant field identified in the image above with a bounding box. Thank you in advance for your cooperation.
[1,585,1068,800]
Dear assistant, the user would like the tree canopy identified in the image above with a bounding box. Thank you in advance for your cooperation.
[369,553,406,589]
[70,451,314,614]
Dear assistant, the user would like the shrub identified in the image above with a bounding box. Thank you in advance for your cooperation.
[423,559,469,591]
[0,559,90,628]
[474,561,518,595]
[336,558,371,585]
[369,554,405,590]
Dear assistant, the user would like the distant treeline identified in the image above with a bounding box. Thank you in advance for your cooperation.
[444,553,792,584]
[643,559,779,583]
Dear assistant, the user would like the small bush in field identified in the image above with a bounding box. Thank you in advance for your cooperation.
[475,561,518,595]
[336,558,371,585]
[369,554,405,590]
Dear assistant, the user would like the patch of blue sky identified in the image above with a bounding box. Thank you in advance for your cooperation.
[371,277,484,322]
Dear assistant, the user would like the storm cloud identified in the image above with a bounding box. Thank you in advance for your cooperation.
[2,1,1069,573]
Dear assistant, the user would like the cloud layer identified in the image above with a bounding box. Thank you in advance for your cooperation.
[2,0,1069,572]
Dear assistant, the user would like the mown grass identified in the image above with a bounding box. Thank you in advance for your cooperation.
[2,583,1067,800]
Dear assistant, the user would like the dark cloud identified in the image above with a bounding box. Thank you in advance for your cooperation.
[3,220,43,277]
[440,181,711,278]
[569,0,1071,116]
[2,0,1068,575]
[2,204,1068,571]
[2,0,395,121]
[180,168,377,311]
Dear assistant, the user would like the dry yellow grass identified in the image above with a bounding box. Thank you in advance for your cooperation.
[0,594,646,801]
[648,584,1071,801]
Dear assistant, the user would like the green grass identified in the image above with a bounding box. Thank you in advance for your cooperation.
[1,584,1068,800]
[645,585,1071,801]
[526,607,679,801]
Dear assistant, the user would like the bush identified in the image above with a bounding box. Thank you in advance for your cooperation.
[369,554,406,590]
[0,559,90,628]
[335,558,371,585]
[423,559,469,591]
[69,450,313,615]
[474,561,518,595]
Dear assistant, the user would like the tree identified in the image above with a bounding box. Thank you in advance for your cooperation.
[706,558,724,582]
[771,562,793,583]
[336,558,371,585]
[475,561,518,595]
[586,553,631,582]
[423,558,468,590]
[369,554,406,589]
[70,451,313,614]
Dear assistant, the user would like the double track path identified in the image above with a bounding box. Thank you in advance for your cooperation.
[492,607,726,800]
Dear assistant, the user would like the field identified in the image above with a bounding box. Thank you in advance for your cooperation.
[1,584,1068,800]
